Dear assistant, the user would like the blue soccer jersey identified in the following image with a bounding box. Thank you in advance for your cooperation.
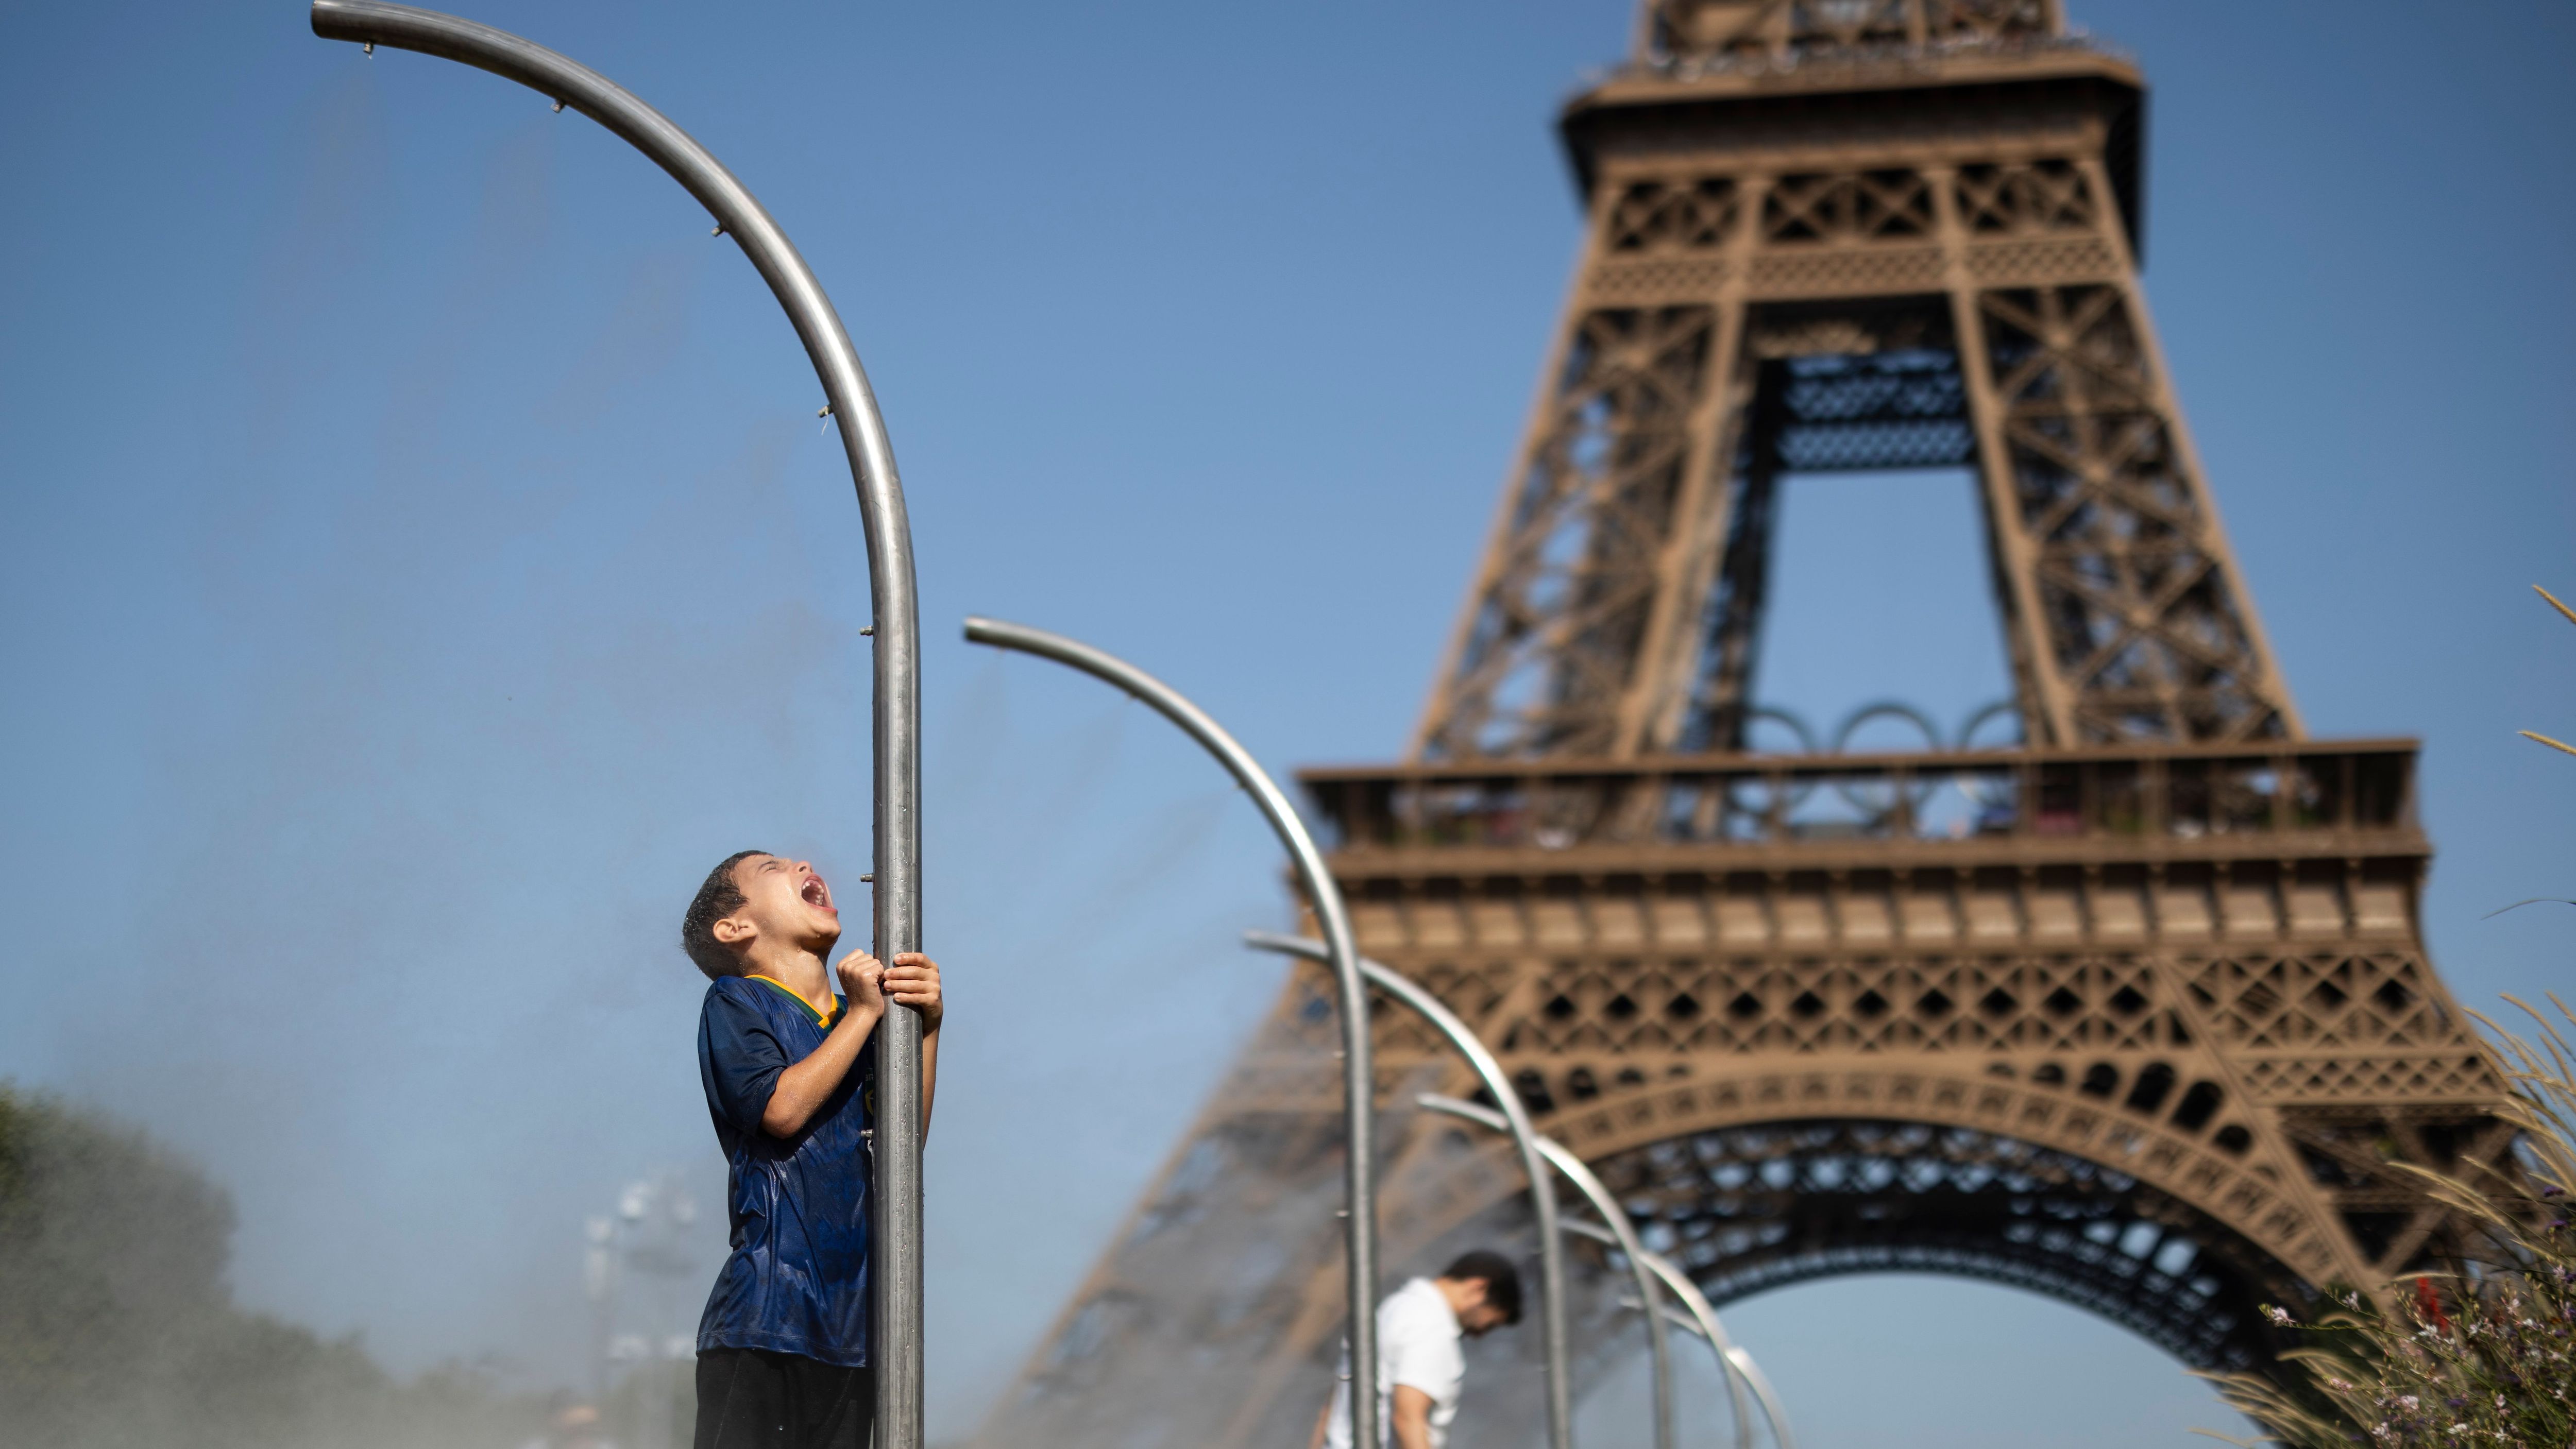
[695,974,874,1366]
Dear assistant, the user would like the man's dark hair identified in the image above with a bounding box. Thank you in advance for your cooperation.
[681,850,769,980]
[1441,1249,1523,1324]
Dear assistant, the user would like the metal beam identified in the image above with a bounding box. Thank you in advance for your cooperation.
[960,618,1382,1449]
[306,5,928,1441]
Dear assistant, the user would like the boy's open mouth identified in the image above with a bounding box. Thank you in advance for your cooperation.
[802,875,834,911]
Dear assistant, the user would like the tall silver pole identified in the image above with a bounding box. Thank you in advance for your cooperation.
[1419,1095,1674,1449]
[960,618,1381,1449]
[306,7,927,1442]
[1246,932,1574,1449]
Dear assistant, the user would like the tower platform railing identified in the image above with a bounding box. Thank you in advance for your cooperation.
[1300,739,2421,863]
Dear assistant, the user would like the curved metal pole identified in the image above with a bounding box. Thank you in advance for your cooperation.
[1245,931,1573,1449]
[1428,1097,1790,1449]
[1618,1291,1798,1449]
[1421,1095,1673,1449]
[1580,1229,1781,1449]
[307,5,928,1440]
[960,617,1380,1449]
[1719,1346,1794,1449]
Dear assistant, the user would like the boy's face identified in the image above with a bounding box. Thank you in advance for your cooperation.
[1455,1284,1508,1338]
[714,854,842,958]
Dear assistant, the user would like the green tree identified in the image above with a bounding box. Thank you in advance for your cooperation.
[0,1083,544,1448]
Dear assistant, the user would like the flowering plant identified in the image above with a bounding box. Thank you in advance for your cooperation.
[2206,1001,2576,1446]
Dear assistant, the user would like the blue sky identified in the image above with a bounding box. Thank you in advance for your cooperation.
[3,2,2571,1445]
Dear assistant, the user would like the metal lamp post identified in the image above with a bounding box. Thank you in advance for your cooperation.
[1246,931,1574,1449]
[1417,1095,1681,1449]
[959,617,1383,1449]
[307,7,928,1442]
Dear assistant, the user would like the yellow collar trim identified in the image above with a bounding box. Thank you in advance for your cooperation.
[747,973,841,1029]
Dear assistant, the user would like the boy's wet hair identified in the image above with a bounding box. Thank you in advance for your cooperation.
[682,850,770,980]
[1442,1249,1524,1324]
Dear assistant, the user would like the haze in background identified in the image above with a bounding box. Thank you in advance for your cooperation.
[3,3,2570,1445]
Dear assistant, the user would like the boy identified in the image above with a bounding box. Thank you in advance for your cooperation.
[679,850,944,1449]
[1311,1251,1523,1449]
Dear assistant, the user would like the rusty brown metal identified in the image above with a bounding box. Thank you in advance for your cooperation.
[968,6,2507,1445]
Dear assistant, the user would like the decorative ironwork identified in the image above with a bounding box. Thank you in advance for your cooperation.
[1425,305,1718,759]
[1640,0,2067,72]
[1976,283,2290,742]
[1599,1119,2289,1370]
[1413,150,2299,755]
[1306,739,2414,851]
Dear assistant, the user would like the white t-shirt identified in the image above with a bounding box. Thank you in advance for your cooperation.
[1324,1277,1467,1449]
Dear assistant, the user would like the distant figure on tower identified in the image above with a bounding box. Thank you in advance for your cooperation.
[1310,1252,1524,1449]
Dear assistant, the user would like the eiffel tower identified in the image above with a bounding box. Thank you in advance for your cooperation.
[968,4,2509,1444]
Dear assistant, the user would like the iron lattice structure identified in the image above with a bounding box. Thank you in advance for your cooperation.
[970,5,2507,1445]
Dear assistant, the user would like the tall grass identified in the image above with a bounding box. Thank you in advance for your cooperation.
[2517,585,2575,759]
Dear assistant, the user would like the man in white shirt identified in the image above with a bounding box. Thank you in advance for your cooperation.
[1311,1251,1524,1449]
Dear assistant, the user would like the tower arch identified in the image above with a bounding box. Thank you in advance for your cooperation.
[1372,1064,2329,1374]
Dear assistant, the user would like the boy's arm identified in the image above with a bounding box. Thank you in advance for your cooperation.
[1390,1387,1435,1449]
[761,951,894,1138]
[879,953,944,1143]
[920,1021,940,1143]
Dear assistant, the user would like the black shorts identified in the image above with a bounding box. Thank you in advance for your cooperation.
[693,1348,874,1449]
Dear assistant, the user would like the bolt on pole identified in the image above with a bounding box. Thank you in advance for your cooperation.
[961,617,1382,1449]
[1245,932,1574,1449]
[307,6,927,1443]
